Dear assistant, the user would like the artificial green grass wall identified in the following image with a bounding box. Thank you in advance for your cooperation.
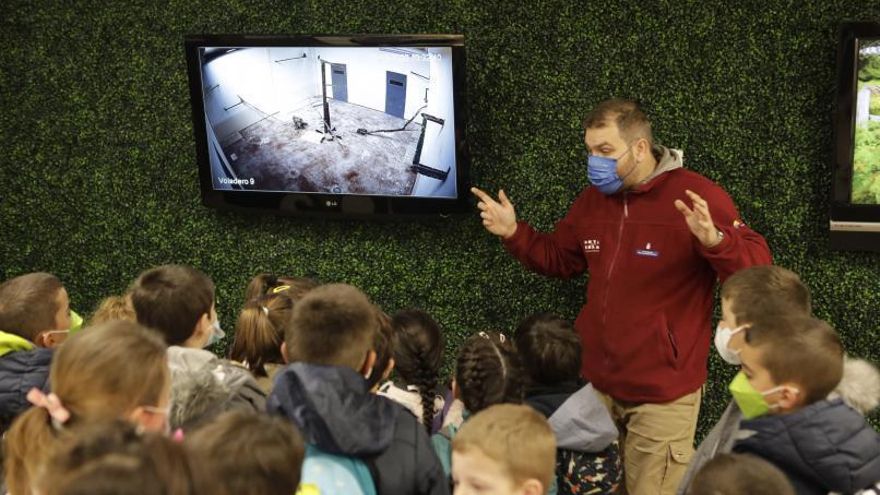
[2,1,880,438]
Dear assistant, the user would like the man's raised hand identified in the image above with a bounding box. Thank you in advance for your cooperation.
[674,189,722,249]
[471,187,518,239]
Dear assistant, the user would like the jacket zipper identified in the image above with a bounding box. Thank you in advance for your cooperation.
[601,193,628,330]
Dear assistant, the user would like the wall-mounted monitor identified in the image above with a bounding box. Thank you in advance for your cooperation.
[832,22,880,251]
[184,34,469,217]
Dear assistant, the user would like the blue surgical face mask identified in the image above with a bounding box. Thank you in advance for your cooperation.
[587,146,637,195]
[204,318,224,348]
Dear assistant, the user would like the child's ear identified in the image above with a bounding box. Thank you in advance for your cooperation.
[381,357,395,382]
[778,382,804,410]
[519,479,544,495]
[280,342,289,364]
[33,331,49,349]
[360,350,377,377]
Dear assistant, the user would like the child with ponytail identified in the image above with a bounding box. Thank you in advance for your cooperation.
[378,309,445,432]
[3,320,171,495]
[229,291,295,393]
[243,273,318,302]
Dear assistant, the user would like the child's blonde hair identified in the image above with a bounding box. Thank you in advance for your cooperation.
[453,404,556,492]
[3,321,170,495]
[89,294,136,326]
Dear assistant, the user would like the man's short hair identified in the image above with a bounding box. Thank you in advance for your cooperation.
[514,313,581,386]
[130,265,214,346]
[284,283,377,370]
[453,404,556,491]
[686,453,794,495]
[745,315,844,405]
[0,272,64,341]
[582,97,653,144]
[721,265,811,324]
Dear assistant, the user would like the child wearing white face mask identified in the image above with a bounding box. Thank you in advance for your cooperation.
[0,272,78,433]
[130,265,265,432]
[680,265,880,494]
[726,316,880,494]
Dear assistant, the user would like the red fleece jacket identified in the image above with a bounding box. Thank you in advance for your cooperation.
[503,167,772,403]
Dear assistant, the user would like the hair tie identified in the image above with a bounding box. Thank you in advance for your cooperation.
[271,285,291,294]
[261,305,269,316]
[477,332,508,380]
[27,388,71,429]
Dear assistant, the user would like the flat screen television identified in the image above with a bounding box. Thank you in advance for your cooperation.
[831,22,880,251]
[184,34,469,217]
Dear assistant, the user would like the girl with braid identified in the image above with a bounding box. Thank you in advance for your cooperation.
[378,309,446,432]
[430,330,526,478]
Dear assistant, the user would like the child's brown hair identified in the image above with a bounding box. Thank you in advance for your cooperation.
[244,273,318,302]
[453,404,556,492]
[229,291,294,377]
[0,272,65,341]
[186,410,305,495]
[40,419,215,495]
[721,265,811,324]
[3,321,170,495]
[514,313,581,386]
[745,315,844,405]
[130,265,214,346]
[455,331,525,413]
[686,453,794,495]
[89,294,136,326]
[284,283,378,370]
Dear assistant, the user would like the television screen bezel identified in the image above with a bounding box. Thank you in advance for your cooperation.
[830,22,880,251]
[183,34,470,218]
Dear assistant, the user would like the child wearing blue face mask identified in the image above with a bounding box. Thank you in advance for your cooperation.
[130,265,265,431]
[725,316,880,495]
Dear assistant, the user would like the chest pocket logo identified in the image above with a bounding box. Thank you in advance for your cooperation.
[583,239,600,253]
[635,242,660,258]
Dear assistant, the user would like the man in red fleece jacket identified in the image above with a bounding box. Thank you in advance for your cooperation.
[472,98,772,495]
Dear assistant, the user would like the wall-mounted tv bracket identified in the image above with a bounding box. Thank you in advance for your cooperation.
[224,95,245,112]
[274,53,307,63]
[317,57,343,143]
[410,113,449,181]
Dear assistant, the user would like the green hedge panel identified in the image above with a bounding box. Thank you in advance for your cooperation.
[2,0,880,440]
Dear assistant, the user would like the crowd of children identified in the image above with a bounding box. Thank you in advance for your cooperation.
[0,264,878,494]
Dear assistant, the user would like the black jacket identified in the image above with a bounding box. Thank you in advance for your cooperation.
[734,398,880,495]
[0,348,52,431]
[268,363,449,495]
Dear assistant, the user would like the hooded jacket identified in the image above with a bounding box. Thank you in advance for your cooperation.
[734,398,880,495]
[677,357,880,495]
[167,346,266,430]
[269,363,448,495]
[0,330,52,431]
[525,381,618,453]
[503,146,772,403]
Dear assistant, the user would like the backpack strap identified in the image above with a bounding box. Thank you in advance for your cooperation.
[362,456,382,495]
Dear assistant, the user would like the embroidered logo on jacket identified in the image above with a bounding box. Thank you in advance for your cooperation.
[635,242,660,258]
[583,239,600,253]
